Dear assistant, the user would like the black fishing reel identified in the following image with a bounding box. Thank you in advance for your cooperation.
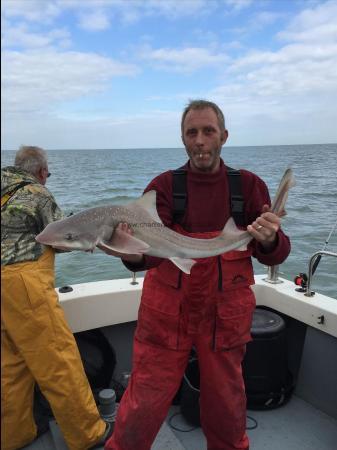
[294,273,308,292]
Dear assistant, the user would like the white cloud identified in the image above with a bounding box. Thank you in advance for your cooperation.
[67,0,216,26]
[277,0,337,43]
[1,0,225,29]
[207,1,337,144]
[2,49,139,114]
[279,0,337,36]
[224,0,253,12]
[77,9,110,31]
[139,0,214,18]
[140,45,230,73]
[2,0,61,23]
[251,11,284,28]
[2,24,71,49]
[1,0,337,149]
[224,1,337,96]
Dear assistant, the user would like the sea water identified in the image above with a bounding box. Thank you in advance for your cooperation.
[2,144,336,299]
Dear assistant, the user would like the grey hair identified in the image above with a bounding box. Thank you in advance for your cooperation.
[181,99,226,133]
[14,146,48,176]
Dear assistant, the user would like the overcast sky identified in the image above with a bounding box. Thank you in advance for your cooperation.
[2,0,337,150]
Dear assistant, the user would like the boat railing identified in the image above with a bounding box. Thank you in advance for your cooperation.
[304,250,337,297]
[130,250,337,296]
[131,266,285,285]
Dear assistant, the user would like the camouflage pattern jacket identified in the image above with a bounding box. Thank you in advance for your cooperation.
[1,166,63,266]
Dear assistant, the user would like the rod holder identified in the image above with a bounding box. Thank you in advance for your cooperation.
[263,265,283,284]
[130,272,138,285]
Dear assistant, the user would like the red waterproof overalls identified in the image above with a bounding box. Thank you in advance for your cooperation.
[106,226,256,450]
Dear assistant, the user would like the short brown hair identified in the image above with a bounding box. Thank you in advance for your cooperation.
[181,99,226,133]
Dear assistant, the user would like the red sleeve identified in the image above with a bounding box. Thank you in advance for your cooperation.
[253,231,291,266]
[241,170,291,265]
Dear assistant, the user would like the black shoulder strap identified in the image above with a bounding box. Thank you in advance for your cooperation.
[226,167,245,226]
[1,181,32,209]
[172,166,245,226]
[172,167,187,224]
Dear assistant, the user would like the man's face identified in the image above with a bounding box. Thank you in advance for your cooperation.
[182,107,228,173]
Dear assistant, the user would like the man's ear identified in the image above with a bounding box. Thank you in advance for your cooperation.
[36,168,44,184]
[221,129,229,145]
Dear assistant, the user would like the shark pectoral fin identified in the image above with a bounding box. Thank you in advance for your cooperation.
[100,228,150,255]
[169,257,196,275]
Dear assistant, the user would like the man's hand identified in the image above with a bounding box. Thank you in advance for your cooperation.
[247,204,281,251]
[97,223,144,264]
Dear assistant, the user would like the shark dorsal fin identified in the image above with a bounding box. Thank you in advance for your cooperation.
[130,190,163,224]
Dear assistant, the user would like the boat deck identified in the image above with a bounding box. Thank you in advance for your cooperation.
[25,393,337,450]
[166,395,337,450]
[23,275,337,450]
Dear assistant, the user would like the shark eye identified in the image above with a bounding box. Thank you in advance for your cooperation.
[65,233,74,241]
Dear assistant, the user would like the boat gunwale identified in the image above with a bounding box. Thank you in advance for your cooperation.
[57,275,337,337]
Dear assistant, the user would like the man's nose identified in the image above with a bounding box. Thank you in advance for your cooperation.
[195,130,205,146]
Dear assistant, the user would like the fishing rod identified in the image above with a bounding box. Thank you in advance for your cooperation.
[294,217,337,290]
[311,217,337,275]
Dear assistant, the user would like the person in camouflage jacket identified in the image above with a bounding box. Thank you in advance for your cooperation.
[1,146,111,450]
[1,158,63,266]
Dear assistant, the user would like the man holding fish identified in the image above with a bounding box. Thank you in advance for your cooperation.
[35,99,293,449]
[101,100,292,450]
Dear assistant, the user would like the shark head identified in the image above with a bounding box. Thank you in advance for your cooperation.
[36,216,99,251]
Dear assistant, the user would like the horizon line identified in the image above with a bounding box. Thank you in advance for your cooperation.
[1,142,336,152]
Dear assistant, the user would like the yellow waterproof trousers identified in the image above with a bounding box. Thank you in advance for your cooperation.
[1,248,106,450]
